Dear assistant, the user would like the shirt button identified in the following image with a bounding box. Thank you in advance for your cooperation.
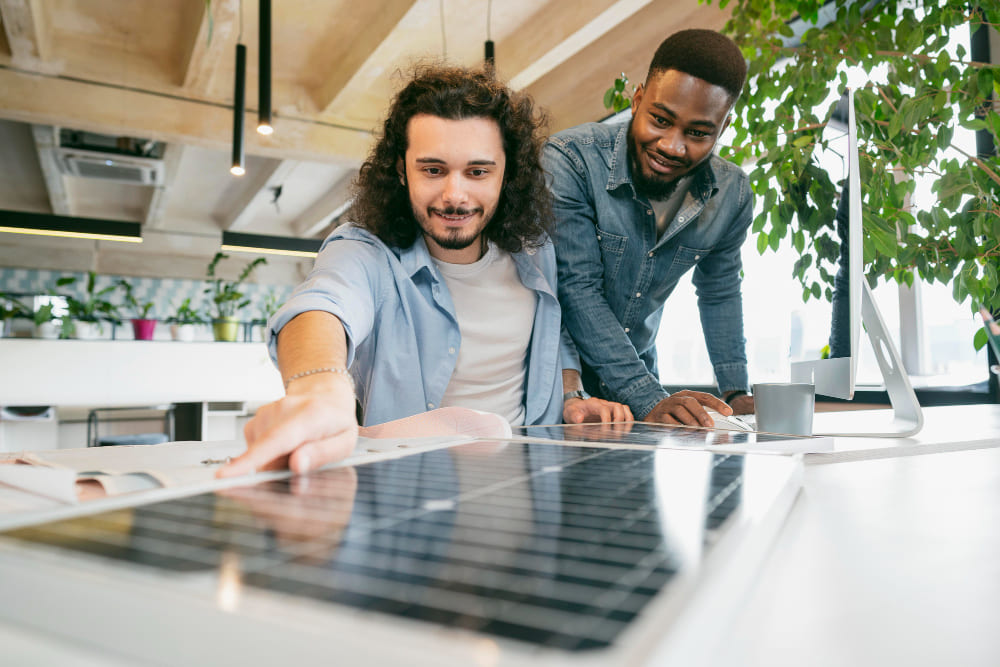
[596,234,601,241]
[624,327,630,333]
[694,254,701,260]
[647,209,653,215]
[427,402,435,409]
[635,292,642,297]
[648,251,654,258]
[448,347,455,355]
[678,216,685,222]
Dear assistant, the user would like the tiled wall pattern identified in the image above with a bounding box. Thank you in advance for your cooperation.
[0,268,292,323]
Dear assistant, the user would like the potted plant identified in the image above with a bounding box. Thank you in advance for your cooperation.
[32,302,59,339]
[204,252,267,342]
[251,290,283,342]
[116,279,158,341]
[166,297,207,342]
[0,292,31,338]
[57,272,121,340]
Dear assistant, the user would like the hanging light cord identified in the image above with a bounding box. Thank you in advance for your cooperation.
[487,0,492,41]
[237,0,244,42]
[439,0,447,58]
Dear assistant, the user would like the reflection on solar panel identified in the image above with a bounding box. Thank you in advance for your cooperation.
[1,441,798,661]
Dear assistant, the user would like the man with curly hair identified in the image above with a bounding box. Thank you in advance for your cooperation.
[544,29,754,427]
[222,65,630,477]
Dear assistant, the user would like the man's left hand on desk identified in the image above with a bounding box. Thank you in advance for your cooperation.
[563,397,633,424]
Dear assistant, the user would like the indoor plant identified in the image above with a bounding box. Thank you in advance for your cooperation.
[204,252,267,342]
[166,297,207,342]
[251,290,283,342]
[116,279,158,341]
[57,272,121,340]
[698,0,999,351]
[0,291,31,337]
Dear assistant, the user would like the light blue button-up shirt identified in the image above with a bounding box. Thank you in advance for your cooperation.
[268,224,577,426]
[544,121,752,418]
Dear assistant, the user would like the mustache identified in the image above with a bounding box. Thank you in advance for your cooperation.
[648,150,688,168]
[429,205,483,217]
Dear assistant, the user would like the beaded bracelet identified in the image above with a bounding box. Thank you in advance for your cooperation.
[284,367,354,391]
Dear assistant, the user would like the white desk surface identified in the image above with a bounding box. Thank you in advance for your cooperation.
[812,403,1000,463]
[1,403,998,665]
[712,443,1000,667]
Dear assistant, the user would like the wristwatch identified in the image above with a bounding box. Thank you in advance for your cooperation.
[562,390,590,402]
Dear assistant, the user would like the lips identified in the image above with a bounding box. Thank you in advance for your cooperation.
[645,150,686,175]
[429,207,482,227]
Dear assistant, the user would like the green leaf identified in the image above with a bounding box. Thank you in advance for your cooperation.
[603,88,614,109]
[792,134,812,148]
[757,231,769,254]
[974,326,988,351]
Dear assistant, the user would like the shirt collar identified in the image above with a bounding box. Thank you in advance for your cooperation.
[606,122,720,201]
[398,235,438,280]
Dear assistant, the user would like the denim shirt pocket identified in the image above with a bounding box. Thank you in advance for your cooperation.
[595,226,628,282]
[666,245,712,277]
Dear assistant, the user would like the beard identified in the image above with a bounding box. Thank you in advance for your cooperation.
[413,204,491,251]
[627,123,685,201]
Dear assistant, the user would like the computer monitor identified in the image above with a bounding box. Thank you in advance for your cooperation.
[790,89,924,437]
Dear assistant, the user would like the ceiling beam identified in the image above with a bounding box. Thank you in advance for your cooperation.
[500,0,653,91]
[143,143,186,229]
[290,174,354,238]
[0,68,373,164]
[526,1,731,132]
[180,0,239,92]
[314,0,418,113]
[0,0,52,67]
[29,124,71,216]
[217,159,298,231]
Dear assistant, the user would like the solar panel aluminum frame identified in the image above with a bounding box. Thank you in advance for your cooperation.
[0,441,802,666]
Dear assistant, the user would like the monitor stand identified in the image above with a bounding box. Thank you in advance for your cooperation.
[792,280,924,438]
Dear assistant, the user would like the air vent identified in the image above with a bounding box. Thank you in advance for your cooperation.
[56,148,165,186]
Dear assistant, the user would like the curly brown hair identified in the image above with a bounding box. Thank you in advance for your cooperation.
[348,63,552,253]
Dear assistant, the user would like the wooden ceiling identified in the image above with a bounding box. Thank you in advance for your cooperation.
[0,0,731,280]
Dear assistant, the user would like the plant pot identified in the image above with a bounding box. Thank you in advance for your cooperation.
[131,318,157,340]
[73,320,105,340]
[171,323,197,342]
[34,321,59,339]
[212,317,240,342]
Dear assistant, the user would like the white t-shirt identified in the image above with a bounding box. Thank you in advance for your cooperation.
[433,243,536,426]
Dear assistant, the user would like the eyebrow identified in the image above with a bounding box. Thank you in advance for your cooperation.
[650,103,718,129]
[414,157,498,166]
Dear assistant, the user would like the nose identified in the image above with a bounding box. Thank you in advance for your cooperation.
[441,172,469,206]
[657,126,685,158]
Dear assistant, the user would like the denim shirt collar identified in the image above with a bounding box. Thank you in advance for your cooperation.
[606,122,720,203]
[398,234,438,281]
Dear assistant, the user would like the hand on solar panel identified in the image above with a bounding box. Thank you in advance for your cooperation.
[562,396,633,424]
[218,371,359,478]
[644,391,731,427]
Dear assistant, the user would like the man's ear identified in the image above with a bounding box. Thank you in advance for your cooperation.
[631,84,644,117]
[721,113,733,134]
[396,157,406,185]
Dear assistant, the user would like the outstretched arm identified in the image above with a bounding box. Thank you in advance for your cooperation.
[218,311,358,477]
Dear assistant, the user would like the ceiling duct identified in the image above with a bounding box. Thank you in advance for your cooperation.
[55,130,166,186]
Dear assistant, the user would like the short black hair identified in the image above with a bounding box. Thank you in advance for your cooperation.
[646,29,748,103]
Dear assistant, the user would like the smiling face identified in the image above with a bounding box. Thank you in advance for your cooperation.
[628,69,733,199]
[398,114,506,264]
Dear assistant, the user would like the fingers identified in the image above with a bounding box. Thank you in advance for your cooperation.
[674,390,732,415]
[563,398,635,424]
[218,394,358,479]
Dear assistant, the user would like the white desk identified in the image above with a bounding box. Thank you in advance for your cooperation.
[0,404,998,665]
[713,444,1000,667]
[811,403,1000,463]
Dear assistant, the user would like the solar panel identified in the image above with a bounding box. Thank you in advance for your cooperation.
[0,440,800,665]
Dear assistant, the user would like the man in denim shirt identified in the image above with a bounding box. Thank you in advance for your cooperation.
[544,29,754,426]
[222,66,629,478]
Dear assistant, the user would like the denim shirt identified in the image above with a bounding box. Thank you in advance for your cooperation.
[268,224,577,426]
[544,121,752,418]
